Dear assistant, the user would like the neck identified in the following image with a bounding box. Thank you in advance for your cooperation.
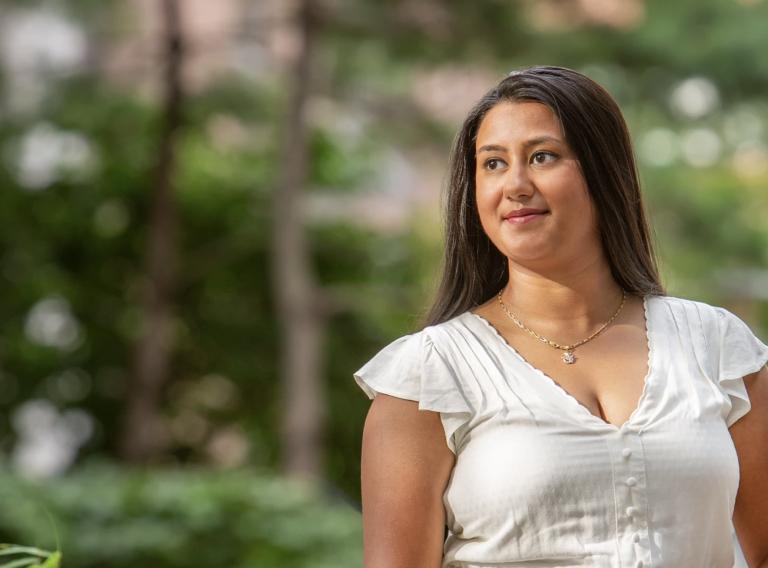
[500,254,626,335]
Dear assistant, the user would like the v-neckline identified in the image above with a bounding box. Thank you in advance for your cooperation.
[466,294,656,432]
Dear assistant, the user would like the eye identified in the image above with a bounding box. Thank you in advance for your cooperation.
[483,158,507,171]
[531,151,557,165]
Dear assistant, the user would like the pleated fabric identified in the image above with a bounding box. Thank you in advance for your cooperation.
[354,295,768,567]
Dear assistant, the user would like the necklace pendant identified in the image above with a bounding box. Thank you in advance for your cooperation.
[562,350,576,365]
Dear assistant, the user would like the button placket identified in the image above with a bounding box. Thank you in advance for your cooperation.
[608,427,652,568]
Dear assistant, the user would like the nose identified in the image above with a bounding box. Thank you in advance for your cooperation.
[502,160,535,200]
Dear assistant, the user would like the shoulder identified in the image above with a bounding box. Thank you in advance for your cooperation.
[653,293,719,315]
[420,311,473,341]
[650,293,767,360]
[353,317,460,378]
[655,292,768,371]
[352,317,474,412]
[353,316,476,454]
[650,294,740,334]
[352,329,430,402]
[654,293,763,328]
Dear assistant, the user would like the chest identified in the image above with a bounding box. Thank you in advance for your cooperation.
[438,296,744,567]
[473,309,650,429]
[444,417,740,566]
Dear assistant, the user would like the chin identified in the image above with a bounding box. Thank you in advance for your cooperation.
[500,250,550,266]
[500,239,553,261]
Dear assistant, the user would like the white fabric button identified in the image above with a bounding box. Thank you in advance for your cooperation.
[626,506,638,517]
[622,447,632,458]
[626,476,638,487]
[632,532,641,543]
[635,561,644,568]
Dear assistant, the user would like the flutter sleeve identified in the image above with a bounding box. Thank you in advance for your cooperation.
[711,306,768,427]
[353,329,472,453]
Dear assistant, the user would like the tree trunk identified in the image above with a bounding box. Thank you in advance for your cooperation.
[270,0,326,480]
[119,0,184,463]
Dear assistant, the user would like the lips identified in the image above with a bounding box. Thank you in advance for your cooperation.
[503,207,549,219]
[503,208,549,225]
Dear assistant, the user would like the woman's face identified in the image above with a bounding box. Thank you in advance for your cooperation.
[474,101,601,267]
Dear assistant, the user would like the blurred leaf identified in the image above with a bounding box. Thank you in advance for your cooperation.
[0,463,362,568]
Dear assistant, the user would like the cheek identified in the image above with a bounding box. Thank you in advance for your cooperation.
[574,185,593,214]
[574,179,596,217]
[475,168,506,202]
[562,182,599,236]
[474,184,502,235]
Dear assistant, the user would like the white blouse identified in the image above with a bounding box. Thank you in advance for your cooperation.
[354,295,768,568]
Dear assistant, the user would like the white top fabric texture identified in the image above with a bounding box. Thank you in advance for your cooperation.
[353,295,768,568]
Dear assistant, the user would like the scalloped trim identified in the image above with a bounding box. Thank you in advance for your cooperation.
[467,294,656,432]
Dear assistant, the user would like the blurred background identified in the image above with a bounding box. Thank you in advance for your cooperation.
[0,0,766,566]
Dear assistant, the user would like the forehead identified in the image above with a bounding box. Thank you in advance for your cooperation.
[475,101,564,145]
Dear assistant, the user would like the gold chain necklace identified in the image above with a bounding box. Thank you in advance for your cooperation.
[496,289,627,365]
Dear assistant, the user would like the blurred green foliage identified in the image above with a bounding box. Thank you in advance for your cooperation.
[0,544,61,568]
[0,463,362,568]
[1,0,768,564]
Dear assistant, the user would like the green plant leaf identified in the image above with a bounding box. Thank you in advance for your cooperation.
[40,552,61,568]
[0,557,42,568]
[0,547,47,558]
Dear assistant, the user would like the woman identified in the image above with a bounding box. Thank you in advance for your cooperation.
[353,66,768,568]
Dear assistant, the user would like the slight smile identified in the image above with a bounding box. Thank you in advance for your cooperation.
[504,210,549,225]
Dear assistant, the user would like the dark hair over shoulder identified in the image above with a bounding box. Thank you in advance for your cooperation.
[420,65,665,328]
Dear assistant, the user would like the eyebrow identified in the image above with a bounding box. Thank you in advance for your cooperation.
[476,135,563,155]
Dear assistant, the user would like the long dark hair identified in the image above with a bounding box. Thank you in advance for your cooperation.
[420,65,665,328]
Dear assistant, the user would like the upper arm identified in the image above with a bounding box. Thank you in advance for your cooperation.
[361,394,455,568]
[731,364,768,567]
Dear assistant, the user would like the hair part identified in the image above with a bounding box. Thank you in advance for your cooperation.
[419,65,665,328]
